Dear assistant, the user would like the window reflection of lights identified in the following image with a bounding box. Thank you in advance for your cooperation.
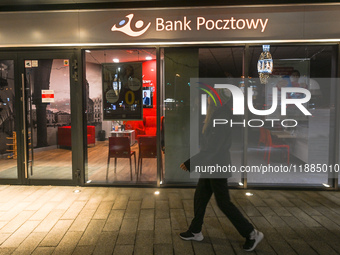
[245,192,253,196]
[151,69,154,72]
[146,56,152,60]
[85,50,91,53]
[239,182,244,186]
[113,58,119,63]
[154,191,160,195]
[322,183,330,188]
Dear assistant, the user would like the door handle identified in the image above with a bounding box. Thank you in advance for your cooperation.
[21,73,28,179]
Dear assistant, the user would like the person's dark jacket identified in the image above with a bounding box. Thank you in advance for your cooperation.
[184,102,233,178]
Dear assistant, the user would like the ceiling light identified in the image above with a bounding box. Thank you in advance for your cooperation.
[113,58,119,63]
[154,191,160,195]
[238,182,244,186]
[73,189,81,193]
[245,192,253,196]
[322,183,330,188]
[146,56,152,60]
[85,50,91,53]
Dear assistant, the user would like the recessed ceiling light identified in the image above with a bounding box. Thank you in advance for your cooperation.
[113,58,119,63]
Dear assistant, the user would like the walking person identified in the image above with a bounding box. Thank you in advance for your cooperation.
[179,88,263,252]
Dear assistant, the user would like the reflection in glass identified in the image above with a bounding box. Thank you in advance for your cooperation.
[0,60,17,179]
[26,59,72,180]
[162,47,244,184]
[247,45,336,186]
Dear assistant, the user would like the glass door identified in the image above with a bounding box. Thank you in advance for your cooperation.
[23,57,74,182]
[0,50,78,185]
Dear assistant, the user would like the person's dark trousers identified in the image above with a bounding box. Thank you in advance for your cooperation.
[188,178,254,238]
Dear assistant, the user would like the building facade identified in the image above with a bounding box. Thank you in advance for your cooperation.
[0,1,339,190]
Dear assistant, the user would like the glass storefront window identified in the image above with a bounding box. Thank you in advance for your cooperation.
[246,45,337,187]
[85,48,157,184]
[162,47,244,185]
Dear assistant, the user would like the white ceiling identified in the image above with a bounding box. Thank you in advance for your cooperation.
[85,48,157,65]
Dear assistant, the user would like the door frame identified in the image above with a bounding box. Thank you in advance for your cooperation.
[0,49,82,186]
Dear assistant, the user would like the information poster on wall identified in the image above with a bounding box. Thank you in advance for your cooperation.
[102,62,143,120]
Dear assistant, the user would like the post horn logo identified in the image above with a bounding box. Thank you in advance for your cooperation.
[111,14,151,37]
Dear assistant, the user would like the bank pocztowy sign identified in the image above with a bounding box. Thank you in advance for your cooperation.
[111,14,269,37]
[0,5,339,46]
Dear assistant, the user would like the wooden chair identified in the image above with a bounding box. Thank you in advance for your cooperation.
[137,135,157,180]
[107,136,136,181]
[264,129,290,164]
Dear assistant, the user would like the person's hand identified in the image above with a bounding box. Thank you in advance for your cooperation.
[180,163,189,171]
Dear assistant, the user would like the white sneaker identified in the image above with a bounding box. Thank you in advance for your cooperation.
[179,230,204,241]
[243,229,264,251]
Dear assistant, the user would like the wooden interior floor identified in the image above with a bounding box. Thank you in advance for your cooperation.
[0,140,159,183]
[87,140,159,183]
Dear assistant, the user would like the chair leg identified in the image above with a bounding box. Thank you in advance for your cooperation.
[134,154,136,177]
[140,158,143,176]
[129,157,132,181]
[136,156,140,175]
[137,156,140,181]
[287,147,290,165]
[267,147,271,164]
[107,157,110,181]
[114,158,117,173]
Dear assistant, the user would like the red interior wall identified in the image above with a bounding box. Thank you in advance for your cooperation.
[125,60,156,130]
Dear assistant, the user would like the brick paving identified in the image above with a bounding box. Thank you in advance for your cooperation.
[0,185,340,254]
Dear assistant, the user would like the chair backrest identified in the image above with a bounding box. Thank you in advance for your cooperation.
[143,116,157,128]
[139,136,157,158]
[108,136,131,157]
[259,127,267,144]
[264,129,273,146]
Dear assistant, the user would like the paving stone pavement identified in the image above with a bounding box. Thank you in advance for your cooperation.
[0,185,340,254]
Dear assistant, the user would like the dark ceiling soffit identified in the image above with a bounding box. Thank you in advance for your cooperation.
[0,0,337,12]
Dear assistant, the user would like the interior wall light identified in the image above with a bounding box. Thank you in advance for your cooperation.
[257,45,273,84]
